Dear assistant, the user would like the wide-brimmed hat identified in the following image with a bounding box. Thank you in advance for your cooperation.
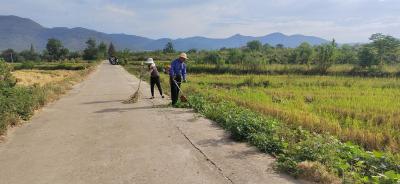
[145,58,154,64]
[179,53,188,59]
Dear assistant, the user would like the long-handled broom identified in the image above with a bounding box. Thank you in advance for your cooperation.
[123,75,142,104]
[172,79,189,104]
[123,64,144,104]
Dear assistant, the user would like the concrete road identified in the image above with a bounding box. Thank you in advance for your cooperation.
[0,61,300,184]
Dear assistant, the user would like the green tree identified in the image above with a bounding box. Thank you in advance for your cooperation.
[46,38,68,61]
[270,47,289,64]
[1,49,17,62]
[263,43,273,50]
[331,38,338,48]
[68,51,81,60]
[247,40,263,51]
[295,42,313,68]
[203,51,225,67]
[163,42,175,53]
[83,38,98,60]
[336,44,358,64]
[242,51,265,70]
[60,48,69,60]
[227,49,244,64]
[358,45,378,68]
[276,44,284,49]
[116,49,131,65]
[315,43,336,73]
[108,42,116,57]
[30,44,35,53]
[98,42,107,59]
[19,49,39,61]
[369,33,400,66]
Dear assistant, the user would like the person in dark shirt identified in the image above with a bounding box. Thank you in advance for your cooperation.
[145,58,164,99]
[169,53,187,105]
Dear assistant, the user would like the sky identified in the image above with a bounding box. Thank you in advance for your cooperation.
[0,0,399,43]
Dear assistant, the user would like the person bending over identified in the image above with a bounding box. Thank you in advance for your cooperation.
[169,53,188,105]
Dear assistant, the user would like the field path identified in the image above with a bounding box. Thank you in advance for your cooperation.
[0,61,300,184]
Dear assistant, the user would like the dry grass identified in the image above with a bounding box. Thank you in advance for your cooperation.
[297,161,341,184]
[12,70,78,86]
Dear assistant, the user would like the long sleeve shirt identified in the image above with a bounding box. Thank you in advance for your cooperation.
[169,59,186,80]
[149,63,160,78]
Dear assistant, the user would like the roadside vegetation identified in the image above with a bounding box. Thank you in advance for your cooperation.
[0,61,98,137]
[0,37,104,138]
[122,33,400,183]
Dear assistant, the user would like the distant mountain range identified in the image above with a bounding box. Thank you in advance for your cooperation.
[0,15,329,52]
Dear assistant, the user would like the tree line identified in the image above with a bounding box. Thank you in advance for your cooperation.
[0,38,117,62]
[185,33,400,73]
[2,33,400,73]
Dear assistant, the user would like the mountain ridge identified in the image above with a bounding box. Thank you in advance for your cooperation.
[0,15,329,51]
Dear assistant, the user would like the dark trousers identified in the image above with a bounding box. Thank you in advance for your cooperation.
[170,75,182,105]
[150,76,163,97]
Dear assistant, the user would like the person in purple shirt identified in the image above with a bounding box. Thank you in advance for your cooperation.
[169,53,188,105]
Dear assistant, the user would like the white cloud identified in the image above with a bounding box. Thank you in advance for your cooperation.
[104,5,135,17]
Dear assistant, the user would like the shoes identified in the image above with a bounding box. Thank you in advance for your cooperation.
[150,96,155,99]
[162,95,165,98]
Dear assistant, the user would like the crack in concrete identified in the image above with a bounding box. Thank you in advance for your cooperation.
[158,105,234,184]
[175,126,234,184]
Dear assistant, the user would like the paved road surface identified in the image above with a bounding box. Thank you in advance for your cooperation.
[0,61,301,184]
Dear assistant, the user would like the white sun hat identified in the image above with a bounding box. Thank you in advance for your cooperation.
[145,58,154,64]
[179,53,188,59]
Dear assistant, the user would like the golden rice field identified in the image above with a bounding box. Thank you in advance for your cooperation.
[12,70,78,86]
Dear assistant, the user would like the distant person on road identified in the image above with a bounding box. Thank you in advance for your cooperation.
[145,58,164,99]
[169,53,187,105]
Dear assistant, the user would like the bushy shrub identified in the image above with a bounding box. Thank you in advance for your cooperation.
[0,61,16,88]
[20,61,35,69]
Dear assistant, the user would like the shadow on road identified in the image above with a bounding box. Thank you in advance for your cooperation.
[94,104,170,113]
[83,100,124,104]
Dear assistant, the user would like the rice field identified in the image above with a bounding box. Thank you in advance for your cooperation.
[124,61,400,152]
[12,70,78,86]
[175,74,400,152]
